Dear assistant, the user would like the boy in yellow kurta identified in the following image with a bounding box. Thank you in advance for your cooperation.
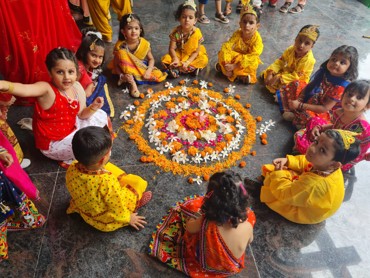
[260,129,360,224]
[66,126,152,232]
[261,25,319,94]
[217,4,263,84]
[162,1,208,78]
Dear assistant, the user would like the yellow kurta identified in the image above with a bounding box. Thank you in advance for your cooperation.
[86,0,132,42]
[261,45,316,93]
[66,162,147,232]
[260,155,344,224]
[162,27,208,70]
[114,38,167,83]
[218,30,263,83]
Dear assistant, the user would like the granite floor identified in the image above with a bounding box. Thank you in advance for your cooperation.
[1,0,370,277]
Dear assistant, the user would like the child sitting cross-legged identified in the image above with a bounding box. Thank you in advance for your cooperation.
[66,126,152,232]
[259,129,360,224]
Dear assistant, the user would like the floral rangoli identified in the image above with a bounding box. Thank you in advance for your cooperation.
[120,80,257,181]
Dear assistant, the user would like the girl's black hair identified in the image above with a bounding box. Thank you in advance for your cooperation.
[201,171,250,228]
[321,45,359,81]
[174,3,198,20]
[297,25,320,43]
[45,47,79,74]
[324,129,360,165]
[72,126,112,166]
[76,27,106,65]
[341,80,370,106]
[119,14,144,41]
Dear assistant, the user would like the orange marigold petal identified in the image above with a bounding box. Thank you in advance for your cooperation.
[261,139,268,145]
[239,161,247,168]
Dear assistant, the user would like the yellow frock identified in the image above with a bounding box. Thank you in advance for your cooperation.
[261,45,316,93]
[218,30,263,83]
[162,26,208,70]
[66,162,147,232]
[260,155,344,224]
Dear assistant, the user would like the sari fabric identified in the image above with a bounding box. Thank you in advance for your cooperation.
[0,0,81,105]
[115,38,167,84]
[218,30,263,83]
[149,196,256,277]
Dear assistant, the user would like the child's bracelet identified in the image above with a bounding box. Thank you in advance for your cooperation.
[1,82,14,93]
[299,102,304,110]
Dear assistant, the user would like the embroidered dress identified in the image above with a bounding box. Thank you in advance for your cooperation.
[114,38,167,84]
[66,162,147,232]
[261,45,315,93]
[277,67,349,128]
[260,155,345,224]
[218,30,263,83]
[33,82,108,161]
[162,27,208,72]
[149,196,256,277]
[294,110,370,171]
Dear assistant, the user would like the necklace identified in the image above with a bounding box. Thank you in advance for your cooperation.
[334,110,362,130]
[179,28,193,51]
[59,87,79,110]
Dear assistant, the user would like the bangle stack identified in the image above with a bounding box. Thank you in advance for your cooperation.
[299,102,305,110]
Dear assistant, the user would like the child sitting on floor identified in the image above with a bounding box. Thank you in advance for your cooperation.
[294,80,370,172]
[217,3,263,84]
[162,0,209,78]
[66,126,152,232]
[261,25,319,94]
[113,13,167,98]
[260,129,360,224]
[150,171,256,277]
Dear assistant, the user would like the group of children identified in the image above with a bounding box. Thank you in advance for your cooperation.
[0,0,369,276]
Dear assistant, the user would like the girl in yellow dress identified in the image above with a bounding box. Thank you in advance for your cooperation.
[113,13,167,98]
[261,25,319,94]
[66,126,152,232]
[217,3,263,84]
[162,0,209,78]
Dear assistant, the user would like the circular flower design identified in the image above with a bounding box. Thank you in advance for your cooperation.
[121,83,256,177]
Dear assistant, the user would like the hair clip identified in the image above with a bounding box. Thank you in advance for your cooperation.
[90,39,98,51]
[85,31,103,40]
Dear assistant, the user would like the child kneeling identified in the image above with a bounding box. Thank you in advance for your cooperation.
[66,126,152,232]
[260,129,360,224]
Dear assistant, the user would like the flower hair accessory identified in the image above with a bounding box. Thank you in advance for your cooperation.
[238,182,247,196]
[85,31,103,40]
[298,25,320,42]
[334,129,358,150]
[183,0,197,10]
[90,39,98,51]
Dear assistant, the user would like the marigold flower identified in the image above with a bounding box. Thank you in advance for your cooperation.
[179,80,186,85]
[256,116,263,122]
[208,82,213,87]
[140,156,147,163]
[126,119,134,125]
[234,94,241,100]
[250,150,256,156]
[260,133,267,139]
[223,87,230,93]
[261,139,268,145]
[203,174,210,181]
[133,100,140,106]
[245,103,251,108]
[139,93,145,99]
[188,177,194,184]
[239,161,247,168]
[192,80,199,85]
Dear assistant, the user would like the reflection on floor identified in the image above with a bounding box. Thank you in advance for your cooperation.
[1,0,370,277]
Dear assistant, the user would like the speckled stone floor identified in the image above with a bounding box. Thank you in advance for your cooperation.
[1,0,370,277]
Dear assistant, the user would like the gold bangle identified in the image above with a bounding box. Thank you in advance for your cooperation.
[89,106,97,112]
[8,82,14,93]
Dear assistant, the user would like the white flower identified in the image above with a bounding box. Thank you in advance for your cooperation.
[179,101,190,110]
[156,145,170,154]
[133,111,144,122]
[165,82,173,89]
[178,129,197,144]
[192,153,203,164]
[122,88,129,94]
[221,150,229,158]
[167,120,179,133]
[210,152,220,161]
[218,122,232,134]
[120,110,131,120]
[193,176,203,185]
[179,85,188,94]
[127,104,136,111]
[203,154,211,163]
[170,105,183,113]
[184,78,190,84]
[200,130,216,143]
[215,114,227,121]
[198,99,209,110]
[172,151,189,164]
[199,80,208,89]
[169,90,178,95]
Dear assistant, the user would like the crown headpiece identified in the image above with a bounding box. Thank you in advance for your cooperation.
[334,129,358,150]
[240,1,257,19]
[183,0,197,10]
[298,25,320,42]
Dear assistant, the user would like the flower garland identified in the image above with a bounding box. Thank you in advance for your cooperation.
[120,81,256,179]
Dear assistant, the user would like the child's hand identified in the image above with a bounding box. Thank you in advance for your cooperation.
[129,213,147,230]
[273,157,288,170]
[288,99,300,110]
[143,69,152,80]
[224,63,235,72]
[170,58,180,68]
[92,97,104,110]
[0,151,13,167]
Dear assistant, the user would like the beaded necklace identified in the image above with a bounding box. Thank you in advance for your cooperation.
[59,86,79,110]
